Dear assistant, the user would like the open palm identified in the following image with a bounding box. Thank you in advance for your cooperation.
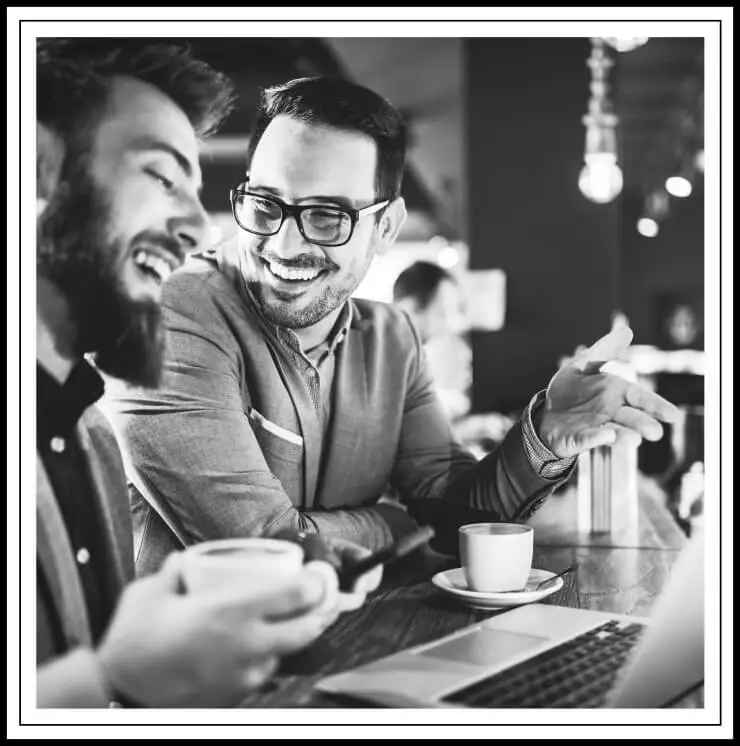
[538,327,680,459]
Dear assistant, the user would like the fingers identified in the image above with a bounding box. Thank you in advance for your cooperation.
[605,423,643,449]
[337,591,365,613]
[320,535,371,566]
[349,564,383,596]
[624,383,681,424]
[240,655,279,691]
[237,564,339,656]
[613,406,664,441]
[241,566,331,621]
[572,327,634,374]
[574,425,618,452]
[339,564,383,613]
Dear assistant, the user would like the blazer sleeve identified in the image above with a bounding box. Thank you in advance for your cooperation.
[37,648,112,708]
[104,272,411,551]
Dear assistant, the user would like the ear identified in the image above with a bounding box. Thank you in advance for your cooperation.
[374,196,407,257]
[37,123,65,218]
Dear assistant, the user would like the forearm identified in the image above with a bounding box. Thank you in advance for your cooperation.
[299,502,420,552]
[118,414,415,553]
[402,421,571,550]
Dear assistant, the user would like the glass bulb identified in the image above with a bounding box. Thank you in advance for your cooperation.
[666,175,692,198]
[578,154,623,203]
[637,218,659,238]
[603,37,649,53]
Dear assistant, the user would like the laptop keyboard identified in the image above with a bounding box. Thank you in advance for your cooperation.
[441,620,647,708]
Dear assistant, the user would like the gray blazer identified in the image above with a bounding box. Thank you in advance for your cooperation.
[36,405,134,707]
[104,241,566,576]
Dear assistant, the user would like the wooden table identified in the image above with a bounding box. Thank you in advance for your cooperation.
[240,480,703,709]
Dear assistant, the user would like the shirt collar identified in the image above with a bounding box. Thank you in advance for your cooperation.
[37,358,105,434]
[243,286,354,359]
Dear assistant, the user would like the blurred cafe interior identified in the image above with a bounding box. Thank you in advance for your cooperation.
[188,36,706,540]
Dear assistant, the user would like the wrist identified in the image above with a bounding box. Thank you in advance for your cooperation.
[96,643,143,708]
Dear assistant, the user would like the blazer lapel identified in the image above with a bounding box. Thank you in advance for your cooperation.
[317,324,368,506]
[76,411,134,591]
[222,241,320,509]
[36,458,92,649]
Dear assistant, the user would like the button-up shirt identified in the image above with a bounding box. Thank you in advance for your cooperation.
[37,361,112,645]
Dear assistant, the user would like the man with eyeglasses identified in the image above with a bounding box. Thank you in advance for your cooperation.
[105,76,680,569]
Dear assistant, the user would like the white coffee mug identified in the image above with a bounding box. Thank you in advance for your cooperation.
[459,523,534,593]
[181,537,305,596]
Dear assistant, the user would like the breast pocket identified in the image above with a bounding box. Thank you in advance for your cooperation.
[247,407,304,468]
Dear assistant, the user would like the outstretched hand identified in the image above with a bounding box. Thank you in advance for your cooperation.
[538,327,681,459]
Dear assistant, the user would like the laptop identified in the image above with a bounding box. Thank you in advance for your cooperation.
[316,528,704,708]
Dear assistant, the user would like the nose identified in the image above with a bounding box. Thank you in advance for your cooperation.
[265,214,310,259]
[168,195,209,253]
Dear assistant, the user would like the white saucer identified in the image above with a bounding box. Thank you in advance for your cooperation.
[431,568,564,610]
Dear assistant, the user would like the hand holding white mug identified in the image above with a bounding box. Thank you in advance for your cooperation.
[95,551,339,708]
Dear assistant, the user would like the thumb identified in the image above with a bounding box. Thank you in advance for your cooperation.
[572,326,633,374]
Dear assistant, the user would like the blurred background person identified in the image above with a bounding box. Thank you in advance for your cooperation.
[392,261,467,345]
[393,261,514,455]
[393,261,471,420]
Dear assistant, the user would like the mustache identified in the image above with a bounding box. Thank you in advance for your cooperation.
[255,249,338,273]
[132,230,186,266]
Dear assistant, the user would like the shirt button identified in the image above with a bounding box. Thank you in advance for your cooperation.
[50,436,66,453]
[76,547,91,565]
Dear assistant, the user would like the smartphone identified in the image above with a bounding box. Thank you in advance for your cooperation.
[338,525,435,592]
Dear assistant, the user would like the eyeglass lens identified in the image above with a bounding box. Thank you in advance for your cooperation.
[233,193,353,246]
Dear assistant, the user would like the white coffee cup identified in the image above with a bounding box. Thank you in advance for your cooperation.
[181,537,305,596]
[459,523,534,593]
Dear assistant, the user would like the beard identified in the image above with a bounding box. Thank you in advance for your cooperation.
[37,163,165,388]
[243,240,376,330]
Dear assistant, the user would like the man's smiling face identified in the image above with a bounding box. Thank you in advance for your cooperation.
[238,115,384,330]
[37,75,208,386]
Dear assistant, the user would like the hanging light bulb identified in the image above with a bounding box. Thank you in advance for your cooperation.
[579,153,624,204]
[637,217,659,238]
[603,37,649,53]
[665,175,693,198]
[578,39,623,204]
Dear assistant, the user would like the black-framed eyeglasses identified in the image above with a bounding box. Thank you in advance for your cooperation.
[230,182,389,248]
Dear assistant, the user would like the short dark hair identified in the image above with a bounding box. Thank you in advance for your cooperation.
[393,261,455,310]
[37,38,235,151]
[245,76,407,202]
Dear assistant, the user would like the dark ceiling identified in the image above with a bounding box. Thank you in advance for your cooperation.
[135,37,705,234]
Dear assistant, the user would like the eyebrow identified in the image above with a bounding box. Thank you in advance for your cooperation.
[249,183,364,211]
[132,138,203,192]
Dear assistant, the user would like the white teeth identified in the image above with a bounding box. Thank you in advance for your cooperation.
[133,249,173,284]
[268,261,321,281]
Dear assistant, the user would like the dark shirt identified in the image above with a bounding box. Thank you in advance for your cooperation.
[37,360,112,646]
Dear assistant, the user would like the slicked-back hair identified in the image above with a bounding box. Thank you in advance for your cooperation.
[37,38,236,155]
[245,76,407,203]
[393,261,455,310]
